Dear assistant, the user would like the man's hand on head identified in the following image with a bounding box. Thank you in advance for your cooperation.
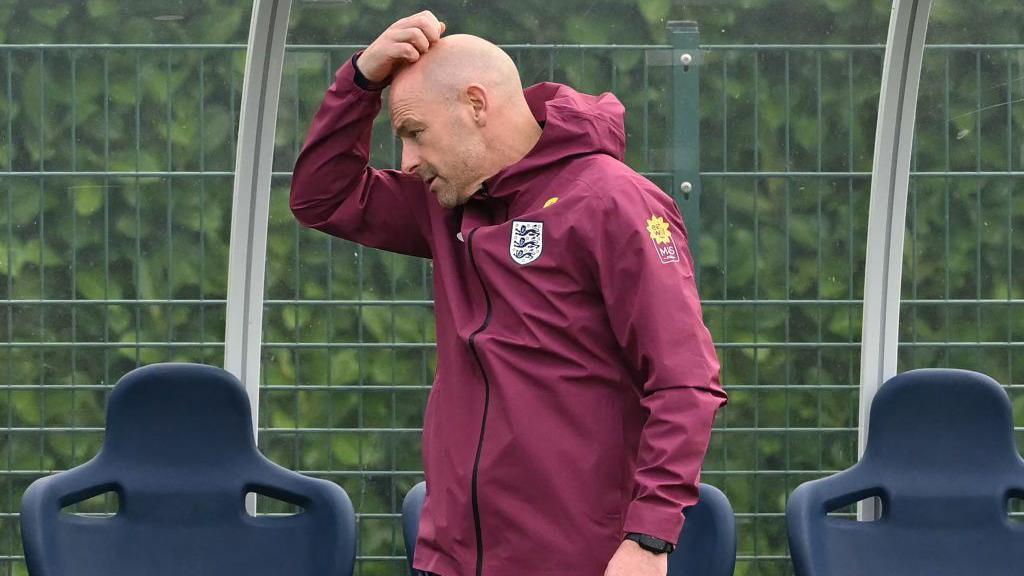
[604,539,668,576]
[357,10,446,84]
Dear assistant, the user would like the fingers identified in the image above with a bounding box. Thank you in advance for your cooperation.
[360,11,445,80]
[389,42,421,65]
[386,11,446,65]
[391,27,431,55]
[392,10,445,44]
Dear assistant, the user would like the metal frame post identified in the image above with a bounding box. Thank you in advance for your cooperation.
[225,0,294,441]
[668,21,702,280]
[858,0,932,520]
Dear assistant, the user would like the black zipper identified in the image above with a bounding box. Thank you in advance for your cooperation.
[466,227,492,576]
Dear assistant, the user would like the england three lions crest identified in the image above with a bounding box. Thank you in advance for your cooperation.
[510,221,543,265]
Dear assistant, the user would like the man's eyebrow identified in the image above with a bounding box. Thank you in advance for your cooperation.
[393,120,420,137]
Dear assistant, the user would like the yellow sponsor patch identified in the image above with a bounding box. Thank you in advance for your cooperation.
[646,216,672,244]
[543,197,559,208]
[646,215,680,264]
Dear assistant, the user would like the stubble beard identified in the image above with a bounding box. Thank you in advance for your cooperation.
[434,143,487,209]
[433,180,463,209]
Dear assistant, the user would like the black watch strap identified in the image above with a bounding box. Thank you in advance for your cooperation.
[625,532,675,555]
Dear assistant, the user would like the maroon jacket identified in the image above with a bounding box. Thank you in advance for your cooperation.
[291,55,727,576]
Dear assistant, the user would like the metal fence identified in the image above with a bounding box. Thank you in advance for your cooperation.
[2,31,1023,576]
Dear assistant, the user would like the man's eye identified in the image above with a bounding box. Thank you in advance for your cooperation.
[411,130,423,139]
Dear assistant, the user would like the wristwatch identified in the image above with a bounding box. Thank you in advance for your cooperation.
[624,532,675,555]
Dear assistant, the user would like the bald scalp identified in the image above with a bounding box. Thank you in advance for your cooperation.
[393,34,524,107]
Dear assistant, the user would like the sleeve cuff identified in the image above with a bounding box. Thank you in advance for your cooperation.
[622,499,686,545]
[351,51,391,92]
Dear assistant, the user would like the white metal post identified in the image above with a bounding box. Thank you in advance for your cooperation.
[225,0,293,512]
[225,0,293,437]
[858,0,932,520]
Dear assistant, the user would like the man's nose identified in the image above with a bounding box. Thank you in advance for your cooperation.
[401,146,420,177]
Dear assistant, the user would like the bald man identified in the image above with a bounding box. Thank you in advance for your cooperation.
[290,11,726,576]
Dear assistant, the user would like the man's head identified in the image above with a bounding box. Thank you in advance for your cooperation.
[388,34,542,208]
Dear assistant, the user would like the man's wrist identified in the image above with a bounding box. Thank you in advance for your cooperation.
[624,533,675,555]
[351,53,390,91]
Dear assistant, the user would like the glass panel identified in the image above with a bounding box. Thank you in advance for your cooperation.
[10,1,1022,575]
[1,2,252,573]
[899,0,1024,519]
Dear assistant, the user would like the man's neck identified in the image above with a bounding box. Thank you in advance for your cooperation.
[503,116,544,167]
[471,112,545,193]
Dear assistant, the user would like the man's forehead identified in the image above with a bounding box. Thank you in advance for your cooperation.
[389,67,425,105]
[388,81,420,116]
[389,88,443,132]
[389,96,423,129]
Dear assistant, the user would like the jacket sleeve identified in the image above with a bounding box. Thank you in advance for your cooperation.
[589,180,728,545]
[290,53,433,259]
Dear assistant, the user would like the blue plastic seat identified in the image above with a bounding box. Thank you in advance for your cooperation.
[20,363,357,576]
[401,481,735,575]
[787,368,1024,576]
[669,483,736,576]
[402,481,427,574]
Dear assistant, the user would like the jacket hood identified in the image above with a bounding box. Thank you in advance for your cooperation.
[482,82,626,198]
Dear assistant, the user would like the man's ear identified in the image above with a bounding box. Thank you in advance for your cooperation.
[465,84,488,126]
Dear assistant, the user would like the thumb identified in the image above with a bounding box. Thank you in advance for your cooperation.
[439,21,446,35]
